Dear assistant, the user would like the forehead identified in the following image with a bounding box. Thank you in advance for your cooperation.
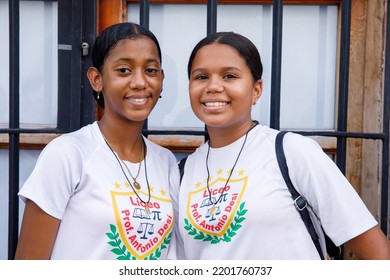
[192,43,246,68]
[106,36,160,62]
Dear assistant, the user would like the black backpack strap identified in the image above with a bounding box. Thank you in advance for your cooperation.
[178,156,188,184]
[275,131,325,260]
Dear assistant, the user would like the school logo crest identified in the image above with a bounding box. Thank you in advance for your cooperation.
[184,176,248,243]
[106,189,173,260]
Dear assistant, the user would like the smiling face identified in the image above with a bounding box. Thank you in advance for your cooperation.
[88,36,164,124]
[189,43,262,133]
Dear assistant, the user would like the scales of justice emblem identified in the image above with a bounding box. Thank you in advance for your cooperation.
[186,176,247,237]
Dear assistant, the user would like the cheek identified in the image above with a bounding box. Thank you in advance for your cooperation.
[188,92,201,113]
[189,82,202,96]
[103,76,122,91]
[149,77,163,92]
[189,91,201,108]
[189,94,197,108]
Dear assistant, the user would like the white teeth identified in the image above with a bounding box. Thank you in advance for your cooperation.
[205,101,228,107]
[128,97,147,103]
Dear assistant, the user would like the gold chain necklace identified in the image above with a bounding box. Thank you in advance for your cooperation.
[120,142,143,190]
[205,121,258,215]
[103,136,152,214]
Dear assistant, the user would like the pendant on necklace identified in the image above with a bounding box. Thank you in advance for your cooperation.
[210,204,217,216]
[144,205,151,215]
[133,181,141,190]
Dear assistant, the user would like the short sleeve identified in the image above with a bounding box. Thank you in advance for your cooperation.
[18,136,83,219]
[282,132,377,245]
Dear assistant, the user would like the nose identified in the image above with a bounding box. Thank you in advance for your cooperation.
[130,69,147,90]
[206,76,223,93]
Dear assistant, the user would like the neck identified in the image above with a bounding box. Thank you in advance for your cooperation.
[207,120,257,148]
[98,116,144,162]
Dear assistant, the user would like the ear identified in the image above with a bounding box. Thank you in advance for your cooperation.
[252,79,263,105]
[87,67,103,93]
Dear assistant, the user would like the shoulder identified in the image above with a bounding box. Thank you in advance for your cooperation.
[280,131,325,160]
[57,122,98,147]
[253,125,317,149]
[40,123,99,161]
[247,126,328,171]
[282,131,320,147]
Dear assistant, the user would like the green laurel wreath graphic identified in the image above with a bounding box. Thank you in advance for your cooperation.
[106,224,172,260]
[184,202,247,243]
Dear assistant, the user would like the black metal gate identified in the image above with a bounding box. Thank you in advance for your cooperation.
[140,0,390,258]
[141,0,390,239]
[2,0,389,260]
[2,0,96,259]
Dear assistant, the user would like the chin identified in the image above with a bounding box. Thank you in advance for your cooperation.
[203,119,228,129]
[125,110,153,122]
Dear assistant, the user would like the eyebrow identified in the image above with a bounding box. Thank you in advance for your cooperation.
[113,57,160,64]
[191,66,242,75]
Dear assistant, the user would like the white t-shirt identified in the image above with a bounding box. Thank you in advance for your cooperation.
[174,124,377,260]
[19,122,180,260]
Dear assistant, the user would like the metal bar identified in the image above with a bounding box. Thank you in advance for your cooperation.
[69,0,83,131]
[0,127,385,140]
[0,128,64,134]
[142,130,208,136]
[333,0,351,259]
[57,0,73,132]
[140,0,150,29]
[204,0,218,142]
[269,0,283,130]
[380,0,390,235]
[8,0,20,260]
[140,0,150,135]
[80,0,97,127]
[0,128,384,139]
[336,0,351,174]
[207,0,217,35]
[284,131,385,140]
[139,130,384,140]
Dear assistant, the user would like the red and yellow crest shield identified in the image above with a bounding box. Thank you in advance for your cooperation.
[111,190,173,259]
[186,176,247,237]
